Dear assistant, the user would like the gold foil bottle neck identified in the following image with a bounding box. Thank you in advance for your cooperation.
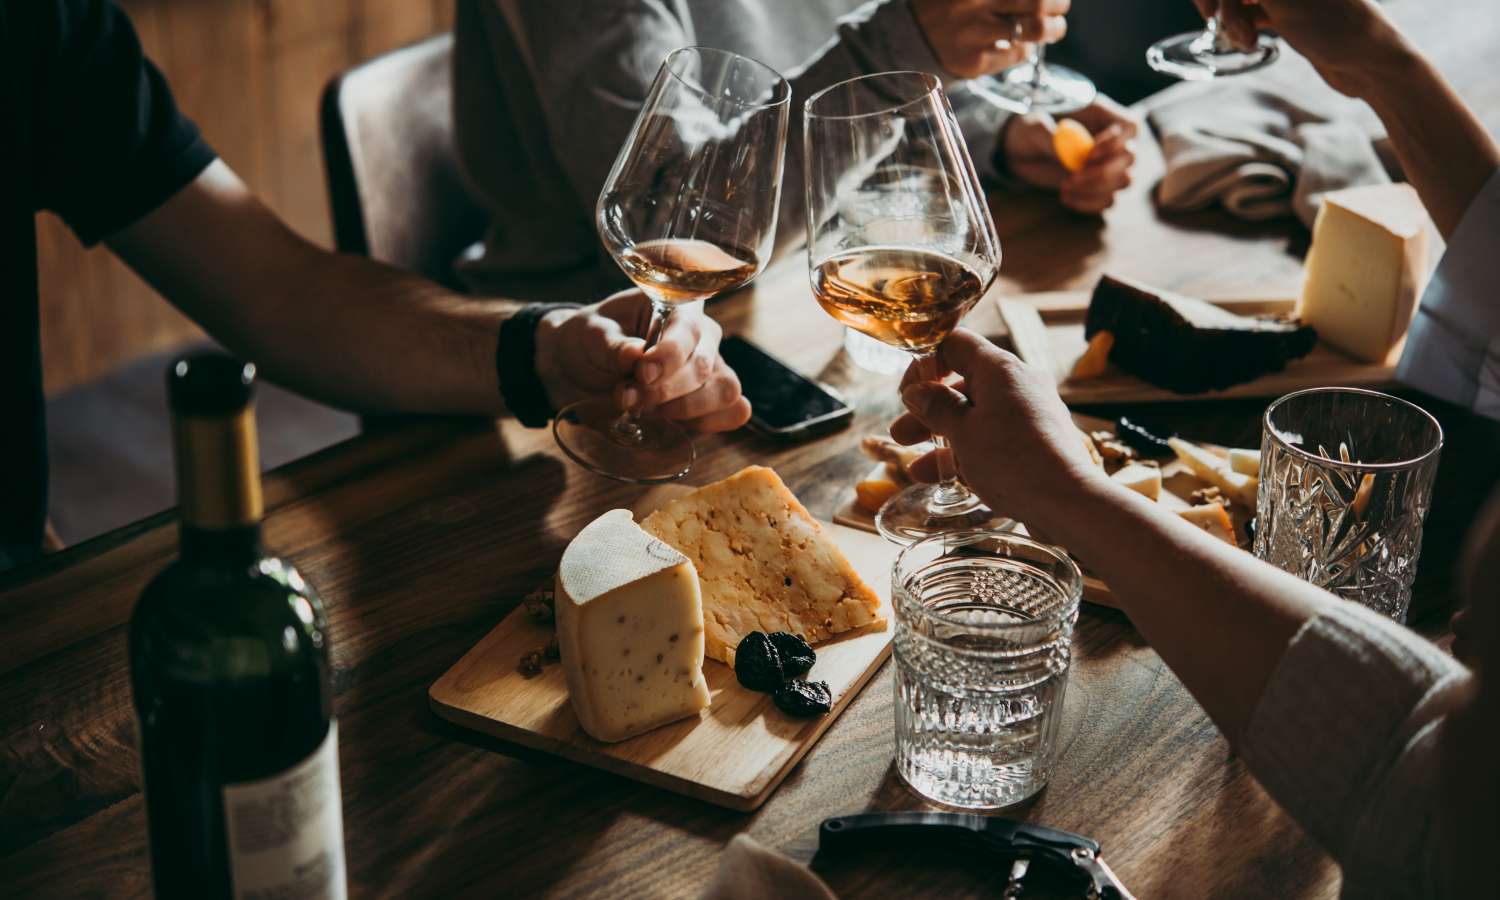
[173,406,263,529]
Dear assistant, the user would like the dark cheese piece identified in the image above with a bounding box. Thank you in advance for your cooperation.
[1084,275,1316,393]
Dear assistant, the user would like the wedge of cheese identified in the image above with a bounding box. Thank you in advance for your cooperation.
[642,466,883,666]
[1169,438,1259,507]
[1299,183,1430,363]
[555,509,711,743]
[1110,462,1162,501]
[1228,448,1261,477]
[1178,504,1237,545]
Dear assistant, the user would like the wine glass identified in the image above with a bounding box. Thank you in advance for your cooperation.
[1147,11,1278,80]
[804,71,1008,544]
[553,47,790,483]
[972,36,1095,114]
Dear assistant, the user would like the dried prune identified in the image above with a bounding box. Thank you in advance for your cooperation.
[1116,417,1175,458]
[734,632,784,692]
[767,632,815,679]
[773,680,832,718]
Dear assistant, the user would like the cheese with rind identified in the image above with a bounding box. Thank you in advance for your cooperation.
[1110,463,1162,501]
[1299,183,1430,363]
[641,466,883,666]
[555,509,711,743]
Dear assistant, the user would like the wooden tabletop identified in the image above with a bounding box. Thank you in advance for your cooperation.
[6,5,1499,897]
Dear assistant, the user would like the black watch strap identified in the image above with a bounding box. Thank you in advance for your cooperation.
[497,303,581,428]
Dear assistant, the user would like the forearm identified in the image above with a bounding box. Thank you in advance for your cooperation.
[1032,477,1331,745]
[223,249,514,417]
[1349,41,1499,238]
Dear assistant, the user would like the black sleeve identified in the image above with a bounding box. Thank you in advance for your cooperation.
[27,0,217,246]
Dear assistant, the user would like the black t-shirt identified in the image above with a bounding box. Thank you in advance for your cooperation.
[2,0,216,568]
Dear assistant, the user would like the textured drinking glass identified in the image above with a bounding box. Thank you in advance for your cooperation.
[1255,388,1443,622]
[892,530,1083,810]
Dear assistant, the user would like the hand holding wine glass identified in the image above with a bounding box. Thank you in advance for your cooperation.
[804,71,1006,543]
[553,46,790,483]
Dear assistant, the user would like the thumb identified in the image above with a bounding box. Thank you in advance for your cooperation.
[901,381,970,437]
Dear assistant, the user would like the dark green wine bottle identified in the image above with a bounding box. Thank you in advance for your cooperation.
[130,354,346,899]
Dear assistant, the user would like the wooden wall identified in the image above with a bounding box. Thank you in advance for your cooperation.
[36,0,456,395]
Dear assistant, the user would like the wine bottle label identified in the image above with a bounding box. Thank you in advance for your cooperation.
[222,722,347,900]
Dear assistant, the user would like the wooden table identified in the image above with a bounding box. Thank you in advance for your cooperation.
[5,4,1499,896]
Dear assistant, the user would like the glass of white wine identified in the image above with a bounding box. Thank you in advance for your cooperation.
[554,47,790,483]
[1147,9,1278,80]
[804,71,1008,544]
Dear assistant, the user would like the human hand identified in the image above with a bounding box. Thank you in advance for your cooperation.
[535,289,751,432]
[888,329,1108,531]
[910,0,1071,80]
[1195,0,1409,97]
[1002,95,1139,214]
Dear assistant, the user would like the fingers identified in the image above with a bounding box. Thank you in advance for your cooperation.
[1218,0,1261,49]
[1190,0,1219,21]
[908,446,957,484]
[890,411,934,445]
[681,397,753,434]
[1060,127,1134,214]
[935,328,1003,378]
[900,380,972,441]
[654,358,744,422]
[1070,96,1140,140]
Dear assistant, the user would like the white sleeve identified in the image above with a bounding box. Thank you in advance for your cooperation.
[1397,167,1500,420]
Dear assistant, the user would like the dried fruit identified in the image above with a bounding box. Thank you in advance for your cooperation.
[773,680,833,718]
[855,478,902,514]
[1069,330,1114,380]
[522,585,556,623]
[1053,118,1096,173]
[517,648,544,678]
[734,632,784,692]
[1116,417,1175,458]
[1090,430,1138,464]
[767,632,816,679]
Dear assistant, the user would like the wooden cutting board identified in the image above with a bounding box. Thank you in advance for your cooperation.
[429,490,898,812]
[993,291,1397,405]
[832,413,1253,609]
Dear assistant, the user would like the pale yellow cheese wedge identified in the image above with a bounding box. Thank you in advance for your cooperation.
[1111,463,1162,501]
[555,510,711,743]
[1169,438,1259,507]
[1228,448,1261,477]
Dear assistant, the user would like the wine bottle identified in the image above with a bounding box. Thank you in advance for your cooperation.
[130,354,346,899]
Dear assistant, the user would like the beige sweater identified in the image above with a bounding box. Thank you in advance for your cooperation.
[1242,601,1469,897]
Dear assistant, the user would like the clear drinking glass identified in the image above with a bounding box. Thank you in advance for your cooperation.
[1255,388,1443,622]
[973,43,1096,115]
[553,47,790,483]
[1147,12,1279,80]
[893,529,1083,810]
[804,72,1007,544]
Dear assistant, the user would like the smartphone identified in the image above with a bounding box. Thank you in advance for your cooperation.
[719,335,854,440]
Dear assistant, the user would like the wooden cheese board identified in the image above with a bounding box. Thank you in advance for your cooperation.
[429,485,899,812]
[992,291,1397,406]
[833,413,1254,610]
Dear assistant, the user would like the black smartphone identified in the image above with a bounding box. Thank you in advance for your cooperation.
[719,335,854,440]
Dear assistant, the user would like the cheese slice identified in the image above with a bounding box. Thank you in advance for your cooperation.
[1178,504,1237,545]
[1228,448,1261,477]
[1299,183,1430,363]
[642,466,883,666]
[1168,438,1259,507]
[555,509,711,743]
[1110,462,1162,501]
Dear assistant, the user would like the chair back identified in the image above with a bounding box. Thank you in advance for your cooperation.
[320,34,486,287]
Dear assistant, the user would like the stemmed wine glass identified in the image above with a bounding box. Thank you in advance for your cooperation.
[804,71,1007,544]
[553,47,790,483]
[1147,10,1278,80]
[973,26,1095,114]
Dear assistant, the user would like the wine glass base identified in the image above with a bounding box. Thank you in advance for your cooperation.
[553,397,695,484]
[1147,31,1279,80]
[875,482,1015,545]
[981,62,1097,115]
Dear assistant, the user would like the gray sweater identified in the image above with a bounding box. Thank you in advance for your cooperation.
[1244,601,1469,897]
[451,0,1009,301]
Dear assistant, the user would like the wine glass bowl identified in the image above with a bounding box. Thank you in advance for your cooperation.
[1147,14,1279,80]
[804,72,1008,544]
[553,47,790,484]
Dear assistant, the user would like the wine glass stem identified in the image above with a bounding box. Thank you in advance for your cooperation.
[1029,44,1047,90]
[612,297,673,443]
[1206,14,1235,53]
[915,352,971,509]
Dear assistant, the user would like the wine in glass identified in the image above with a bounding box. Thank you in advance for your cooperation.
[1147,10,1278,80]
[805,71,1008,544]
[553,47,790,483]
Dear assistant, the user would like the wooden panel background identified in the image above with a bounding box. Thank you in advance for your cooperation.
[36,0,456,395]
